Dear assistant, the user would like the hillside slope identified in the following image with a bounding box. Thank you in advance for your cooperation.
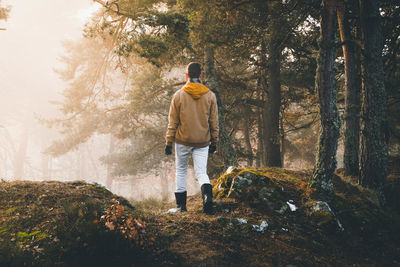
[1,168,399,266]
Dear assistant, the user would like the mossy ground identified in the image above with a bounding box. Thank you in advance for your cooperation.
[1,167,399,266]
[145,167,400,266]
[0,181,163,266]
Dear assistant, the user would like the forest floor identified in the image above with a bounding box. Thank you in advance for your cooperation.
[0,166,399,266]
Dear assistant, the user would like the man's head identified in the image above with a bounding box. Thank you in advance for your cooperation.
[187,62,202,79]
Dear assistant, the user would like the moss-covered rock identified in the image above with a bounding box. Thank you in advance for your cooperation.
[214,169,291,213]
[305,201,344,232]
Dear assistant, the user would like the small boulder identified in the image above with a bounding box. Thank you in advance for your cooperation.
[252,220,269,233]
[231,172,288,212]
[306,201,344,232]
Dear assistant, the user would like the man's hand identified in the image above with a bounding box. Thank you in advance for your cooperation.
[165,145,172,155]
[209,144,216,154]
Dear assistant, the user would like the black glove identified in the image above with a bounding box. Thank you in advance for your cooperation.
[209,144,216,154]
[165,145,172,155]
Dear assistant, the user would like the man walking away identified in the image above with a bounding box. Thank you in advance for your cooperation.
[165,62,219,214]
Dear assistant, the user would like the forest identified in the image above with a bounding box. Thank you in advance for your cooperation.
[40,0,399,202]
[0,0,400,266]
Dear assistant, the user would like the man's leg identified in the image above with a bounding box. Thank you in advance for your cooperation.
[193,146,213,214]
[192,146,210,186]
[175,143,191,211]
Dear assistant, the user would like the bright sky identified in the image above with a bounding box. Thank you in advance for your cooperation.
[0,0,99,119]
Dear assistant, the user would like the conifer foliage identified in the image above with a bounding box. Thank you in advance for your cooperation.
[45,0,399,201]
[0,0,10,22]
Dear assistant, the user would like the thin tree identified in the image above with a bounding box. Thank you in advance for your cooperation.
[204,46,238,167]
[312,0,341,197]
[264,10,283,167]
[337,0,361,176]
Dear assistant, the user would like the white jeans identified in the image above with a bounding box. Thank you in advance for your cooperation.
[175,143,210,193]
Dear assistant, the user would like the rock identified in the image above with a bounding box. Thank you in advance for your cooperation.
[167,208,180,213]
[258,186,275,200]
[215,170,289,213]
[306,201,344,232]
[225,166,235,174]
[286,200,297,212]
[234,218,248,224]
[252,220,268,233]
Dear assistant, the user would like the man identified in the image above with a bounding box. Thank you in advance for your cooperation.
[165,62,219,214]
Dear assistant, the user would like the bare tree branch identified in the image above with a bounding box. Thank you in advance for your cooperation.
[93,0,135,19]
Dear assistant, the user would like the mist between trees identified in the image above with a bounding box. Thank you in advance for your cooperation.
[0,0,399,202]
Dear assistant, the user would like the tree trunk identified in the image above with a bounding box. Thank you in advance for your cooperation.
[257,41,269,167]
[243,118,254,167]
[160,162,169,200]
[312,0,340,197]
[280,113,285,167]
[256,86,264,168]
[13,128,29,180]
[41,154,51,180]
[359,0,388,202]
[105,135,115,189]
[204,46,238,167]
[263,41,282,167]
[337,0,361,176]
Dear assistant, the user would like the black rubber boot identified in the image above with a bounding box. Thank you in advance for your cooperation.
[174,191,187,212]
[201,184,213,214]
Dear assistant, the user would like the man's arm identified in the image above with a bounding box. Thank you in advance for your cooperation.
[166,94,180,146]
[209,93,219,145]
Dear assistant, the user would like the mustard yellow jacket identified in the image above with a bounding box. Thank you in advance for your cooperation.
[166,82,219,148]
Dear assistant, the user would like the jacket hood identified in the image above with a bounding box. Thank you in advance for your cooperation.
[183,83,209,99]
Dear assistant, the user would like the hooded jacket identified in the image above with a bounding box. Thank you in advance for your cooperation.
[166,82,219,148]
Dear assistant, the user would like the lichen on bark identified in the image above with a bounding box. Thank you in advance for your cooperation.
[312,0,340,198]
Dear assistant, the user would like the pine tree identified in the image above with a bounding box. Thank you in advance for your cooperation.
[204,46,238,166]
[337,0,361,176]
[359,0,388,203]
[312,0,341,197]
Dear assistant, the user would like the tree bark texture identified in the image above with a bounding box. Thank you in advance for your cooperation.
[256,85,265,168]
[243,118,254,167]
[337,0,361,176]
[280,114,285,167]
[359,0,388,202]
[263,41,283,167]
[312,0,341,196]
[204,46,238,167]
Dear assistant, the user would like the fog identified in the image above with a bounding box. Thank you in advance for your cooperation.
[1,0,94,109]
[0,0,188,201]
